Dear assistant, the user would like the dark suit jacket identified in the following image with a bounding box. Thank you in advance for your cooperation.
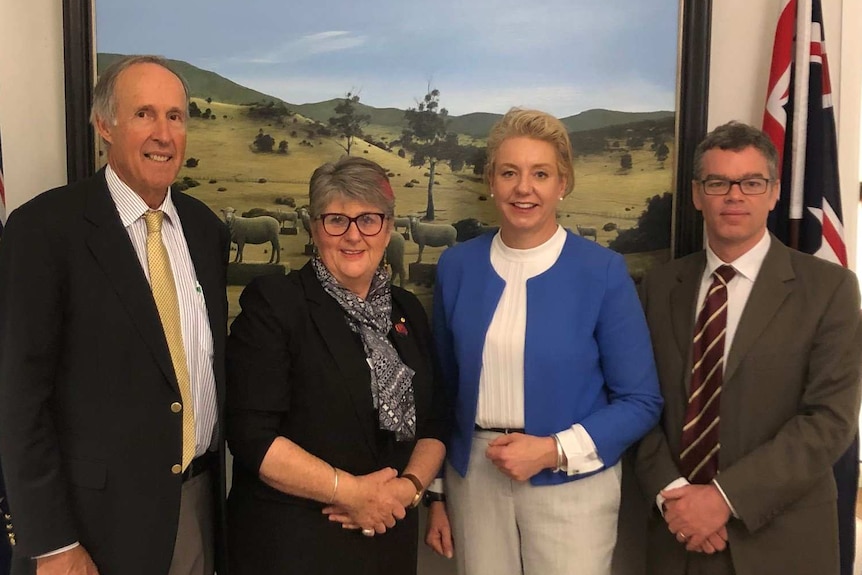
[0,458,10,575]
[225,262,447,575]
[0,170,230,575]
[636,237,862,575]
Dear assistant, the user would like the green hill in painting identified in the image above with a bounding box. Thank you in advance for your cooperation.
[290,100,408,128]
[97,53,673,135]
[446,110,675,138]
[98,53,281,105]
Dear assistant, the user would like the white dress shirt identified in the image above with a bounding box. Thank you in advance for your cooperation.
[106,165,218,457]
[657,231,771,514]
[476,226,603,475]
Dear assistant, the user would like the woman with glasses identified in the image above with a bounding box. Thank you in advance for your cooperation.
[225,156,447,575]
[426,108,663,575]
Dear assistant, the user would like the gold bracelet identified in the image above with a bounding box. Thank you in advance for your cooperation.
[401,473,424,509]
[328,466,339,504]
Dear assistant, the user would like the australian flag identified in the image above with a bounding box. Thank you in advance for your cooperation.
[764,2,854,574]
[764,0,846,265]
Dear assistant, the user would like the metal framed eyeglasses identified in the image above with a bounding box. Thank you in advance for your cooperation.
[699,177,771,196]
[318,212,387,236]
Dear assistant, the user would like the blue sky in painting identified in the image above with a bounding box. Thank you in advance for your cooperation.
[96,0,678,117]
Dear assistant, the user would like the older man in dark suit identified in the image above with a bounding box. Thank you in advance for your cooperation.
[636,121,862,575]
[0,55,229,575]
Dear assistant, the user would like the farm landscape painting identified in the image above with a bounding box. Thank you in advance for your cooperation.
[73,0,707,315]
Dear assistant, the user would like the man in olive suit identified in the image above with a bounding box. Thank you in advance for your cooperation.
[637,121,862,575]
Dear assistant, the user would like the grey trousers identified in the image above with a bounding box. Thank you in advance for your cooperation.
[168,469,215,575]
[447,430,622,575]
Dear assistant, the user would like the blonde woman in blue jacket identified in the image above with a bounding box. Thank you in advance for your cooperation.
[426,108,663,575]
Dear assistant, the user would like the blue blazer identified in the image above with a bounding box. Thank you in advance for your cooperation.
[433,231,662,486]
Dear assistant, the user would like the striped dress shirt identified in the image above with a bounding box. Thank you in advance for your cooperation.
[106,165,218,457]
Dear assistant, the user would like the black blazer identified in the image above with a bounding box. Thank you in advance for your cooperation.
[226,262,447,575]
[0,458,10,575]
[0,170,229,575]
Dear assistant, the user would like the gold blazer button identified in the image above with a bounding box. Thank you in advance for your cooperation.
[171,402,182,413]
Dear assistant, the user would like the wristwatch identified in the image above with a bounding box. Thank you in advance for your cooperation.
[422,490,446,507]
[401,473,424,509]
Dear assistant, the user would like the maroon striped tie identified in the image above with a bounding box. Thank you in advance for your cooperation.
[679,265,736,484]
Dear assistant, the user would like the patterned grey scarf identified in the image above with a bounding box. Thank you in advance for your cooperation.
[312,257,416,441]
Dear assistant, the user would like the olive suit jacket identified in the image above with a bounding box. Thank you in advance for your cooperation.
[0,170,230,575]
[636,237,862,575]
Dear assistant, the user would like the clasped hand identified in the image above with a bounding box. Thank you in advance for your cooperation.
[485,433,557,482]
[36,545,100,575]
[661,484,731,554]
[322,467,411,535]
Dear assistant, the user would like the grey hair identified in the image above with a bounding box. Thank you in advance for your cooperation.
[90,55,190,131]
[693,121,779,180]
[308,156,395,219]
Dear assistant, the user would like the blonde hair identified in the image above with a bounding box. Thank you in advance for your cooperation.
[484,108,575,196]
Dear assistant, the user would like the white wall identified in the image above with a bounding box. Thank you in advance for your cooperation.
[0,0,68,212]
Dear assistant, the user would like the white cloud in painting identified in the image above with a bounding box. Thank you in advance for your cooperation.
[296,31,367,55]
[228,31,367,64]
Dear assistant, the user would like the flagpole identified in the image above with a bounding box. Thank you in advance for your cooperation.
[789,0,813,249]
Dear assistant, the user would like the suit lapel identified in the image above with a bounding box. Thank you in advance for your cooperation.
[724,239,794,383]
[669,254,704,364]
[83,172,178,391]
[388,291,425,387]
[300,264,381,461]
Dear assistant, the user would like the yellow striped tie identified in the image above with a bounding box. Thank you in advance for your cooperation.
[144,210,196,470]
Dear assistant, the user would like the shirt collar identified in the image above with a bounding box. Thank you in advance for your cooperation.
[705,231,771,283]
[105,164,178,228]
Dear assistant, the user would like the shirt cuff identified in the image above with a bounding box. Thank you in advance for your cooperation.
[712,479,739,518]
[35,542,80,559]
[427,478,444,494]
[656,477,690,516]
[556,424,604,476]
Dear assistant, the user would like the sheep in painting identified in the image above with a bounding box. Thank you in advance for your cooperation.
[385,230,406,287]
[221,207,280,264]
[408,216,456,263]
[576,224,597,241]
[296,206,313,245]
[393,216,412,239]
[242,207,298,229]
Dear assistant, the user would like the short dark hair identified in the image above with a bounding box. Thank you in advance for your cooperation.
[308,156,395,219]
[693,121,779,180]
